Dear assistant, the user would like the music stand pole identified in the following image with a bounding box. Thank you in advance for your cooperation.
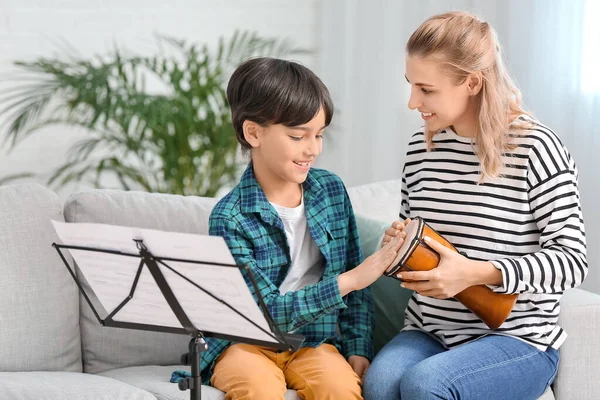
[178,335,208,400]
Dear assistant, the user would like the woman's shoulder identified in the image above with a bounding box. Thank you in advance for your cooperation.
[407,129,426,146]
[513,116,563,146]
[511,115,576,174]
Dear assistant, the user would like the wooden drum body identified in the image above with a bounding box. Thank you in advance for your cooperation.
[385,217,517,330]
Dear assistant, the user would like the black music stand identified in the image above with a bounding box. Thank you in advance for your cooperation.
[52,238,304,400]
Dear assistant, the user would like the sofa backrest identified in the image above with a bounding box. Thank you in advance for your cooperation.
[0,184,82,372]
[64,189,219,373]
[63,178,410,372]
[347,179,413,353]
[347,178,404,223]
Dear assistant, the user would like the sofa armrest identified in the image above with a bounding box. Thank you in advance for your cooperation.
[553,288,600,400]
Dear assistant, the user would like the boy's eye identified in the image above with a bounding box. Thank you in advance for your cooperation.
[421,88,431,94]
[289,132,324,141]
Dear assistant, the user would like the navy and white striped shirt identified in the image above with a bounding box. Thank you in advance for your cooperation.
[400,116,587,350]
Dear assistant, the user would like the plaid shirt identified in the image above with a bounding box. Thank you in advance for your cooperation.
[201,164,373,383]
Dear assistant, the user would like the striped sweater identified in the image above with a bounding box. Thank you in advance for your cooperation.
[400,116,587,350]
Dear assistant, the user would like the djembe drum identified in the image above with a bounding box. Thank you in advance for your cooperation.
[386,217,517,330]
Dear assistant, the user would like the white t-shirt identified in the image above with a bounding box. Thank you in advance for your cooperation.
[270,197,325,295]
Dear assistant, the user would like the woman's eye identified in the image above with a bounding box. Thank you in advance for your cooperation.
[290,136,303,141]
[421,88,430,94]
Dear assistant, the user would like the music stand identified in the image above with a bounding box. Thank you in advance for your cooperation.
[51,221,304,400]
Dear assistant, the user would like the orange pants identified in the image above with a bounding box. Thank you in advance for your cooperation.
[210,343,363,400]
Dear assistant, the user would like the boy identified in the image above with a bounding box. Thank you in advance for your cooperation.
[205,57,403,399]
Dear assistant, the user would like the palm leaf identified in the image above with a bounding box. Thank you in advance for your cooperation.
[0,172,35,186]
[0,31,302,196]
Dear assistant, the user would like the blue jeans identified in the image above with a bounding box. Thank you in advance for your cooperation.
[363,330,559,400]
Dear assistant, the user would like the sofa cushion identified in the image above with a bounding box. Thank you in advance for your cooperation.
[552,288,600,400]
[347,178,404,224]
[64,189,219,373]
[348,180,413,353]
[0,184,82,372]
[354,214,412,353]
[539,387,556,400]
[0,371,156,400]
[98,365,301,400]
[97,364,555,400]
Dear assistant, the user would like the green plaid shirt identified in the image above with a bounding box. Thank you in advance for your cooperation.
[201,164,373,382]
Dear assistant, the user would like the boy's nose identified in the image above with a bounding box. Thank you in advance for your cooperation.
[305,138,321,156]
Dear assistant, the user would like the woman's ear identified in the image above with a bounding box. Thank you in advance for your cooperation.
[243,120,261,148]
[467,73,483,96]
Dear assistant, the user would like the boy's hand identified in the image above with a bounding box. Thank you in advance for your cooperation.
[381,218,411,247]
[348,355,370,381]
[338,233,405,296]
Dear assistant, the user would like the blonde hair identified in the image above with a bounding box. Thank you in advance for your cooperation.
[406,11,532,180]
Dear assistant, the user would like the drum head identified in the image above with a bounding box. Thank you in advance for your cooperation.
[386,218,421,274]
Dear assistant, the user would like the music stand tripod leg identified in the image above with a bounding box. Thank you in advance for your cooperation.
[178,336,208,400]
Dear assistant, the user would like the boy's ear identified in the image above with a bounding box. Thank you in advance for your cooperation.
[467,72,483,96]
[243,120,261,148]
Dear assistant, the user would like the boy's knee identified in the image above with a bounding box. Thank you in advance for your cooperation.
[227,382,286,400]
[291,358,362,400]
[214,371,287,400]
[211,344,287,399]
[305,378,362,400]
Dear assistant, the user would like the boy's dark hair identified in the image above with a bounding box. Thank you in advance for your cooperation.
[226,57,334,154]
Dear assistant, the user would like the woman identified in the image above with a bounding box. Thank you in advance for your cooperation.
[363,11,587,400]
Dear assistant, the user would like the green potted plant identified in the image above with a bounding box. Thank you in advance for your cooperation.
[0,172,34,186]
[0,31,301,196]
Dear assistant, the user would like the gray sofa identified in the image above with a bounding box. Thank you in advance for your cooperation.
[0,180,598,400]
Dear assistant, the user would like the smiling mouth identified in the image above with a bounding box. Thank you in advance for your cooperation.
[294,161,311,167]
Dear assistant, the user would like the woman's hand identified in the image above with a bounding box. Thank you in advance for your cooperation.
[381,218,411,247]
[397,235,480,298]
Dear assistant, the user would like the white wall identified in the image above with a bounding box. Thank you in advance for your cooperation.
[2,1,598,294]
[0,0,318,197]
